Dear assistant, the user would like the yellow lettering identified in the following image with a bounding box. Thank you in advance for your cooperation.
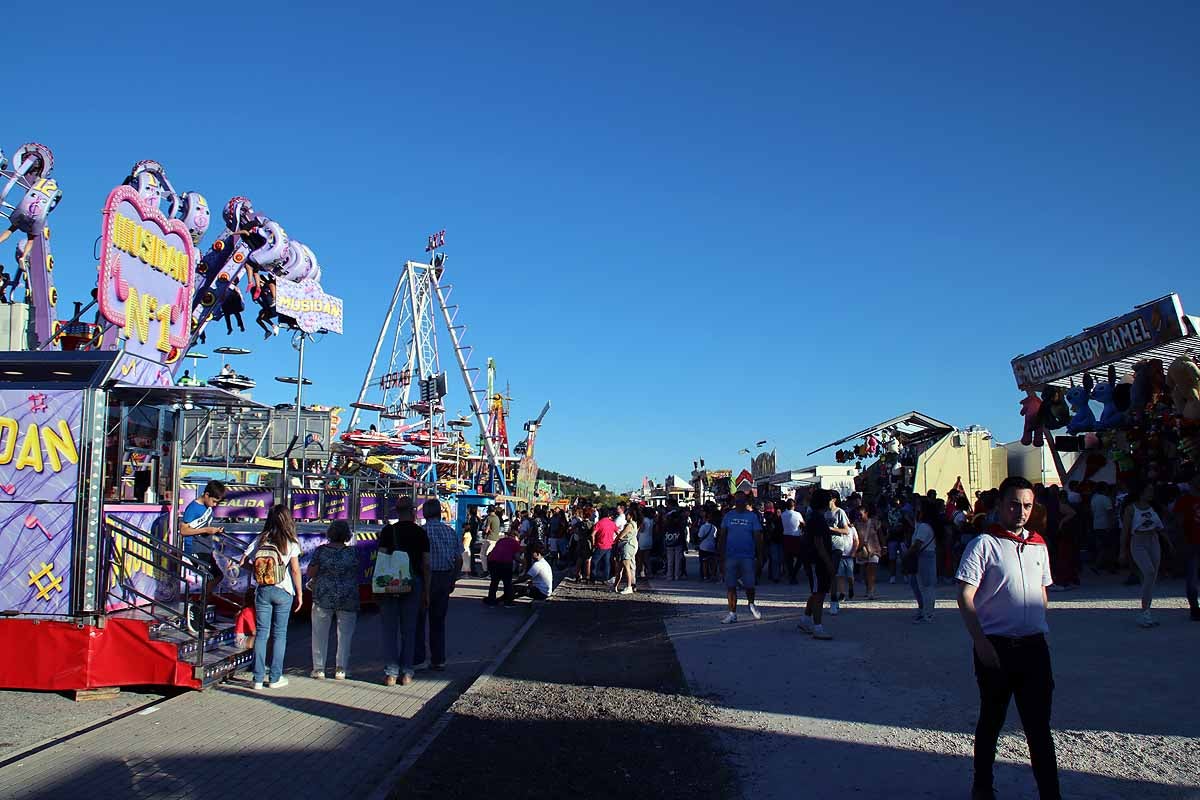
[0,417,17,463]
[15,423,43,472]
[40,420,79,472]
[123,286,157,344]
[137,227,155,264]
[154,303,173,353]
[112,214,137,254]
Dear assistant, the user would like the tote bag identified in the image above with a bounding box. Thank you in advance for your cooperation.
[372,549,414,594]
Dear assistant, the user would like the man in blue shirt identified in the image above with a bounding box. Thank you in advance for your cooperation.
[717,492,764,624]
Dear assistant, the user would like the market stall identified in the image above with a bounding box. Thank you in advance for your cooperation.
[1010,293,1200,488]
[808,410,1007,501]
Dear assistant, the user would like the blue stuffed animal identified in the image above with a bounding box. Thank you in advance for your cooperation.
[1091,380,1125,430]
[1066,380,1097,434]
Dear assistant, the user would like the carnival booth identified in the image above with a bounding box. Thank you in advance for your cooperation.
[808,411,1008,502]
[1010,293,1200,490]
[0,146,346,691]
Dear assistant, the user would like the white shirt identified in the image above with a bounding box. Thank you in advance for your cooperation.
[243,539,303,596]
[781,510,804,537]
[912,522,937,556]
[956,530,1052,637]
[697,522,718,552]
[614,513,626,530]
[527,558,553,596]
[1091,494,1115,529]
[637,519,654,547]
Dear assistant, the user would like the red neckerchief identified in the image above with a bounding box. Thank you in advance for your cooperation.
[986,524,1046,547]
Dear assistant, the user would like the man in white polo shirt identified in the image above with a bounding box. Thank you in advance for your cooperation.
[956,476,1060,800]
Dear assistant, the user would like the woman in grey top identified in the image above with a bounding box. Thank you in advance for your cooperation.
[308,521,360,679]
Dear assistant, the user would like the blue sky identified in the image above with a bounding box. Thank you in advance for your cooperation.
[12,1,1200,490]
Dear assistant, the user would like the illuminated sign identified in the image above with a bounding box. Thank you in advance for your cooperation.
[275,278,344,334]
[97,185,195,367]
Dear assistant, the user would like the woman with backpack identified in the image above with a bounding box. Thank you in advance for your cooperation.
[243,505,303,689]
[308,520,359,679]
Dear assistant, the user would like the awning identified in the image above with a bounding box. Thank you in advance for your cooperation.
[807,410,954,456]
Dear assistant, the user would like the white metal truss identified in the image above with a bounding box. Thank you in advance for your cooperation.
[347,259,506,494]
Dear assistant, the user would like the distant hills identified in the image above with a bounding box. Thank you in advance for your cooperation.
[537,468,625,506]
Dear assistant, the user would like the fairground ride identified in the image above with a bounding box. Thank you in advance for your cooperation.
[342,235,507,500]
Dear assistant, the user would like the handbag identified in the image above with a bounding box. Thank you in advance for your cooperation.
[901,532,930,574]
[371,548,414,594]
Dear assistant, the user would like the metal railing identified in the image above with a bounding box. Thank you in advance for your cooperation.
[102,516,209,671]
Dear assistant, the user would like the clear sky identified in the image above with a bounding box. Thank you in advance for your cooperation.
[12,1,1200,490]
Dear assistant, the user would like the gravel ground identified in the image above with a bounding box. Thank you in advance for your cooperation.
[394,578,735,800]
[660,555,1200,800]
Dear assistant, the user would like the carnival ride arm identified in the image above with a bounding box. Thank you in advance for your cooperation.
[957,581,1001,669]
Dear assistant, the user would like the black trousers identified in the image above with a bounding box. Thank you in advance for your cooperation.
[973,634,1061,799]
[486,561,515,604]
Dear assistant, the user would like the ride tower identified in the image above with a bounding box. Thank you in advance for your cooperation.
[347,236,507,496]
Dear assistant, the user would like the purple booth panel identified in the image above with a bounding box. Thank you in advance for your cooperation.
[0,502,74,615]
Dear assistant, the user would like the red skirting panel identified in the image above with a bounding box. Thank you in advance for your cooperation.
[0,618,199,691]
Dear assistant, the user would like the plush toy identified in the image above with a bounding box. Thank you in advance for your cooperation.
[865,434,880,457]
[1066,376,1097,434]
[1166,357,1200,421]
[1020,390,1043,446]
[1129,359,1164,416]
[1037,386,1070,430]
[1091,372,1125,430]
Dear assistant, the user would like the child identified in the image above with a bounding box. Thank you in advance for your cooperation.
[234,587,256,650]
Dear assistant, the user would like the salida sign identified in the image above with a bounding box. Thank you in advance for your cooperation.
[97,185,196,365]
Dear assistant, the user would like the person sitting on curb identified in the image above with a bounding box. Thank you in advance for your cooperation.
[514,541,554,600]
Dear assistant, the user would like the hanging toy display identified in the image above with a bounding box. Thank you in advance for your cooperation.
[1065,375,1098,434]
[1019,389,1043,446]
[1091,366,1125,430]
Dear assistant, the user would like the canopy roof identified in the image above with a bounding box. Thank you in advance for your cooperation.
[110,384,269,411]
[807,411,954,456]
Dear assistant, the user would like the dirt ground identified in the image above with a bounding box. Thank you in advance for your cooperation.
[661,557,1200,799]
[395,578,736,800]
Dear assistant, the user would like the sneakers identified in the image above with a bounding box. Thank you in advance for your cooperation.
[721,612,738,624]
[384,675,397,687]
[797,617,814,633]
[829,601,840,616]
[812,627,833,640]
[618,587,633,595]
[333,670,347,680]
[1137,611,1158,628]
[268,677,289,689]
[747,603,762,621]
[310,669,325,679]
[400,673,414,686]
[252,681,264,690]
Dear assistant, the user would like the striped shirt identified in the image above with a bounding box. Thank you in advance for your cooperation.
[425,519,461,571]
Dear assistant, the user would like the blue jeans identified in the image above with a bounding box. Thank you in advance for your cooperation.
[591,548,612,581]
[253,585,293,683]
[415,570,454,666]
[768,543,784,580]
[909,551,937,617]
[379,577,423,677]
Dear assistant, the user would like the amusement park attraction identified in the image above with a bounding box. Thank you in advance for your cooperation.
[337,230,553,525]
[0,142,344,692]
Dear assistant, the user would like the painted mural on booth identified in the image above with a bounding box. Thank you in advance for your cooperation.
[0,389,84,615]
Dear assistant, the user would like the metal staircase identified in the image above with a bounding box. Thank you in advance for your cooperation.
[103,516,251,688]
